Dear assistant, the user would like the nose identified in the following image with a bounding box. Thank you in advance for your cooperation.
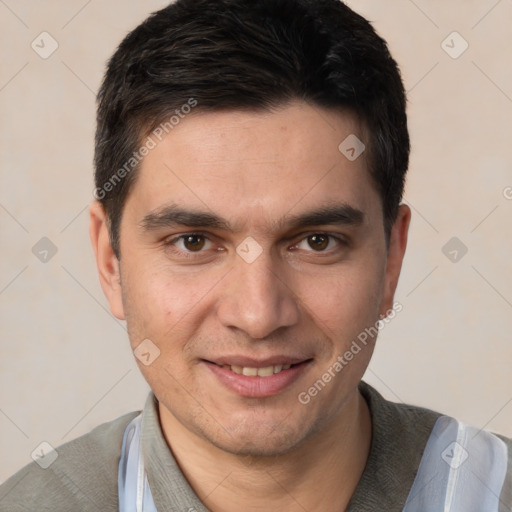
[216,250,300,340]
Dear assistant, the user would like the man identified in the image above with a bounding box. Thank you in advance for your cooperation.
[1,0,510,510]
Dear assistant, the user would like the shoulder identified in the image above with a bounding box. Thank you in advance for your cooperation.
[354,381,512,511]
[0,410,139,512]
[359,380,511,456]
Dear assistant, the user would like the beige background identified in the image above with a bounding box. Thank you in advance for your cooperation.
[1,0,511,482]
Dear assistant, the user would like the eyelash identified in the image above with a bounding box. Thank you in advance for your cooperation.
[164,231,347,258]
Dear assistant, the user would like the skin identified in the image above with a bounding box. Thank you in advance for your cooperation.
[90,101,410,511]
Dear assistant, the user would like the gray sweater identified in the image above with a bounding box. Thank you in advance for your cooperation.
[0,381,510,511]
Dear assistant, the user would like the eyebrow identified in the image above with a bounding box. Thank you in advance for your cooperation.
[140,203,365,233]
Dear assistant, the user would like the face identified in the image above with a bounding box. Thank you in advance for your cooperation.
[91,101,410,457]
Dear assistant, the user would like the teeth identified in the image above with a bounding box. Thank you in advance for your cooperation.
[229,364,293,377]
[257,366,274,377]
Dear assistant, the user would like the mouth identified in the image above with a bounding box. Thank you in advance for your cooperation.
[202,358,313,398]
[215,362,297,377]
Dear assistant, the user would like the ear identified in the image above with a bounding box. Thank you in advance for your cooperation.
[89,201,125,320]
[379,204,411,317]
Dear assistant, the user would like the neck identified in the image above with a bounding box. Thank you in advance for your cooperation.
[159,389,371,512]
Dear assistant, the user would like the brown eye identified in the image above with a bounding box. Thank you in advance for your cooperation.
[307,234,329,251]
[183,235,206,251]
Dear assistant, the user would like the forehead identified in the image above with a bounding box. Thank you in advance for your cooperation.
[127,102,380,230]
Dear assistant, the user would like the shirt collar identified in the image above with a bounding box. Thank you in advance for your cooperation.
[141,393,210,512]
[346,381,439,511]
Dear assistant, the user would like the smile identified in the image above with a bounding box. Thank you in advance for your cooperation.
[224,364,292,377]
[205,359,312,398]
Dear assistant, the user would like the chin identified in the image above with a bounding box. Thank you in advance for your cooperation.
[211,432,304,458]
[200,415,317,458]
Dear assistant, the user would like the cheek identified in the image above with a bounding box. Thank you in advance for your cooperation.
[122,262,220,345]
[303,258,385,340]
[122,267,208,388]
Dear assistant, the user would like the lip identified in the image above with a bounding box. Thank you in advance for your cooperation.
[203,359,313,398]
